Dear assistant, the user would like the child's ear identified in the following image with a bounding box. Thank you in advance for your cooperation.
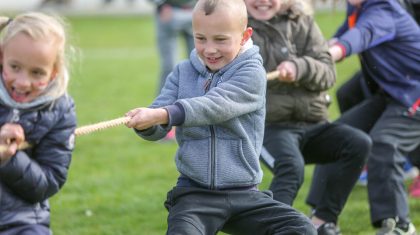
[240,27,253,46]
[50,67,58,81]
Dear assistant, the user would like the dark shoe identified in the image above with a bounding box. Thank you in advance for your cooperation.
[317,222,341,235]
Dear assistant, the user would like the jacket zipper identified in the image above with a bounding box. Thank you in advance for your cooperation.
[204,73,216,189]
[10,109,20,122]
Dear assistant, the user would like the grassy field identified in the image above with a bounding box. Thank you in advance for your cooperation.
[46,12,420,235]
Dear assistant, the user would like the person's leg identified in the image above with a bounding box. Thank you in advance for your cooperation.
[164,187,228,235]
[367,100,420,227]
[222,190,316,235]
[171,8,194,56]
[336,70,366,113]
[155,11,178,94]
[407,144,420,168]
[335,93,387,132]
[303,123,370,224]
[306,94,385,216]
[263,125,305,205]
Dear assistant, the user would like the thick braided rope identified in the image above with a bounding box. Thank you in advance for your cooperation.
[74,116,130,136]
[266,70,280,80]
[0,116,130,152]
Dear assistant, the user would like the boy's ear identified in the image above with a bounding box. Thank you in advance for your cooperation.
[241,27,253,46]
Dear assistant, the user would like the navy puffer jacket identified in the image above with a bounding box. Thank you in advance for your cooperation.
[0,95,76,229]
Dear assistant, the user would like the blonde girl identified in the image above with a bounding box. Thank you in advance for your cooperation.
[0,12,76,235]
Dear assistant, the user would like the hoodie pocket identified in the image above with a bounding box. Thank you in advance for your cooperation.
[176,139,210,185]
[215,138,256,186]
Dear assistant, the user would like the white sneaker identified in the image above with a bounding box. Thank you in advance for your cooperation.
[376,218,417,235]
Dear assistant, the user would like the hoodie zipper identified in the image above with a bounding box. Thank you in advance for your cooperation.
[204,73,216,190]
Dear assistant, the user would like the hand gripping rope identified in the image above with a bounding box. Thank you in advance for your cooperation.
[0,71,281,152]
[0,116,131,152]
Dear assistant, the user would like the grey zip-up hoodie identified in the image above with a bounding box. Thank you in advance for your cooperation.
[137,44,267,189]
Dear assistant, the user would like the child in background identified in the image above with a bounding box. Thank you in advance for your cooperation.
[244,0,371,234]
[0,12,77,234]
[331,0,420,188]
[329,0,420,234]
[125,0,316,234]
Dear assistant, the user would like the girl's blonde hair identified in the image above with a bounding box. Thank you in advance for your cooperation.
[0,12,72,99]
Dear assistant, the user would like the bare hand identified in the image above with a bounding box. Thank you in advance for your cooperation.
[277,61,297,83]
[328,44,344,62]
[0,123,25,162]
[125,107,169,130]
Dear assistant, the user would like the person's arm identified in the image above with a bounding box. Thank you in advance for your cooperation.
[331,1,397,61]
[0,102,76,204]
[287,16,336,91]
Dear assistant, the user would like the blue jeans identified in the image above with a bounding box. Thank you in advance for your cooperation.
[155,6,195,95]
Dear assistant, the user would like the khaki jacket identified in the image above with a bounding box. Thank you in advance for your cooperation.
[249,12,336,123]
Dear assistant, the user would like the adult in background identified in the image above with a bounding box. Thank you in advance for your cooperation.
[149,0,197,140]
[149,0,197,95]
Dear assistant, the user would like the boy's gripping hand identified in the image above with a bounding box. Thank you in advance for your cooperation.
[125,107,169,131]
[0,123,25,162]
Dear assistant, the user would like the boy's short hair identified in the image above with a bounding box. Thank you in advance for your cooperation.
[194,0,248,30]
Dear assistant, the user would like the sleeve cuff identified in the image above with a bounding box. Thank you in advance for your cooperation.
[335,40,351,60]
[134,126,157,136]
[164,102,185,126]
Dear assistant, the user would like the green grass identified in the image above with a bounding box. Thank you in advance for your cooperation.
[47,13,420,235]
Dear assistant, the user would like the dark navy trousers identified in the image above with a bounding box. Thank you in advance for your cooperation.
[164,186,316,235]
[263,121,370,224]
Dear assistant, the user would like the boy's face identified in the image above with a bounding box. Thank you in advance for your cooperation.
[193,7,251,72]
[1,33,57,103]
[244,0,282,21]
